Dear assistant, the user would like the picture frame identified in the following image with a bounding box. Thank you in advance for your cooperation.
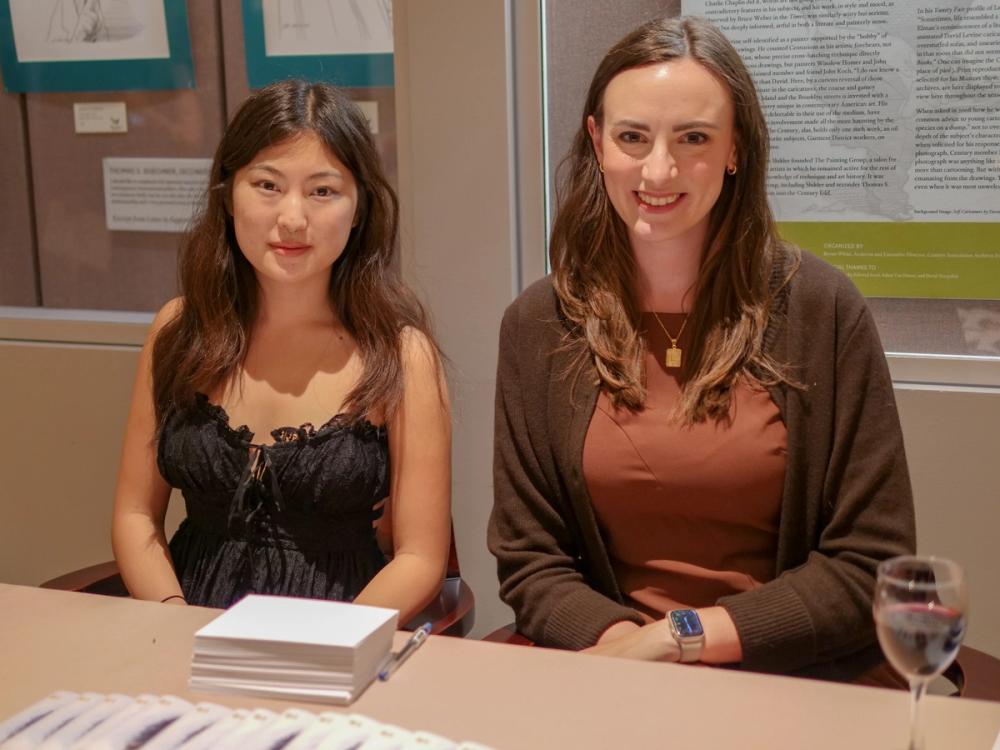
[242,0,394,89]
[0,0,194,93]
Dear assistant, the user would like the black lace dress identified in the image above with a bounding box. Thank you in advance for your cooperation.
[157,394,389,609]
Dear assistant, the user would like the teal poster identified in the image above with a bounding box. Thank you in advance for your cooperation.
[0,1,194,93]
[242,0,394,89]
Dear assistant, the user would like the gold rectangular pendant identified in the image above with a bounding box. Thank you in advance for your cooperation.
[665,346,682,369]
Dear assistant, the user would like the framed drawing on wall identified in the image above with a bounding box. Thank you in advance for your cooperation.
[242,0,394,89]
[0,0,194,92]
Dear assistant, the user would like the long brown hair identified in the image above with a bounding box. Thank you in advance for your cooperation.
[152,80,436,426]
[550,16,797,423]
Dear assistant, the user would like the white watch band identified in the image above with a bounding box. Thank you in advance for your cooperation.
[676,636,703,663]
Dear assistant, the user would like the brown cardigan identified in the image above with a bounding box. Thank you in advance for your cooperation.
[488,249,916,678]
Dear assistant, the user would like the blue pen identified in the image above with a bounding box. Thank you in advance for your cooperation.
[378,622,432,681]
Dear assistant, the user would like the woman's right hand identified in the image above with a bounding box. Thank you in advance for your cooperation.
[582,619,681,662]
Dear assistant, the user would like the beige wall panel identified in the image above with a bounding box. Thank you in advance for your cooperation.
[0,339,183,586]
[896,386,1000,657]
[26,1,225,312]
[394,0,521,636]
[0,91,38,306]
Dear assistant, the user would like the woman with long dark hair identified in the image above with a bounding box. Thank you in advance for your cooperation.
[489,17,915,678]
[112,80,450,621]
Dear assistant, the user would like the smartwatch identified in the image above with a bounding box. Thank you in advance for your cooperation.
[667,608,705,663]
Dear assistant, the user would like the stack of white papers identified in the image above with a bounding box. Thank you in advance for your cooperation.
[189,595,398,705]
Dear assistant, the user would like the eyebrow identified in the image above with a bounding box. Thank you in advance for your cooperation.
[247,164,344,180]
[611,120,651,132]
[610,119,721,132]
[673,120,720,132]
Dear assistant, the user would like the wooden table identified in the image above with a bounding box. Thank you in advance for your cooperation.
[2,584,998,749]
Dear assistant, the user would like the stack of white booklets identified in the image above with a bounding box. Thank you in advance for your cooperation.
[0,692,498,749]
[189,595,398,705]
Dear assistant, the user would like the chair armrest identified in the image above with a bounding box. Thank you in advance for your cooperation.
[481,623,534,646]
[403,577,475,638]
[40,561,127,596]
[954,645,1000,702]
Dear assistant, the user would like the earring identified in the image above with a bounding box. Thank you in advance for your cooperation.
[726,164,737,175]
[599,163,605,174]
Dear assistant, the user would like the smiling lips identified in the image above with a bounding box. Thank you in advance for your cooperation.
[636,191,682,208]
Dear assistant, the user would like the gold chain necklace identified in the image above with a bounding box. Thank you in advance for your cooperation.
[651,312,688,369]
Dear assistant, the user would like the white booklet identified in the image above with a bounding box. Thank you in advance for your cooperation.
[190,595,398,705]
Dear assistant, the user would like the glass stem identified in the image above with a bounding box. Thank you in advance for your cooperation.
[908,679,927,750]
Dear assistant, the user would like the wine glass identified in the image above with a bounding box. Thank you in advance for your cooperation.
[873,555,968,750]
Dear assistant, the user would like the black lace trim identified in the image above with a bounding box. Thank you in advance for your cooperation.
[194,393,384,447]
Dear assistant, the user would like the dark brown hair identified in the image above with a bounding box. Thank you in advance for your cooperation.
[152,80,437,426]
[550,16,797,423]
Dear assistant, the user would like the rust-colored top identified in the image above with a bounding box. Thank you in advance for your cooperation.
[583,313,787,620]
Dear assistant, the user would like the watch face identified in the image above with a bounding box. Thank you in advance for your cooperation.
[670,609,704,637]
